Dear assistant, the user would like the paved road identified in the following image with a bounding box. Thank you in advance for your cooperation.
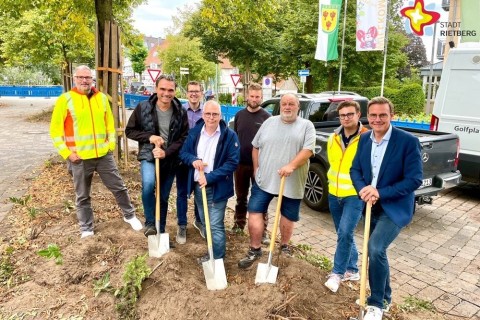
[1,97,479,319]
[0,97,57,221]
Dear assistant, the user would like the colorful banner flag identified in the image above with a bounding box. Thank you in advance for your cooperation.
[356,0,387,51]
[460,0,480,42]
[314,0,343,62]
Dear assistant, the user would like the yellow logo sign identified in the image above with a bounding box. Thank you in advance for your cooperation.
[321,5,339,34]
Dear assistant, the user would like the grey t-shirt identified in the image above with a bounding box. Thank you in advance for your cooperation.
[156,106,173,145]
[252,116,316,199]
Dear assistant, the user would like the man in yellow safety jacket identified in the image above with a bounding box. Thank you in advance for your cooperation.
[324,100,368,293]
[50,65,142,239]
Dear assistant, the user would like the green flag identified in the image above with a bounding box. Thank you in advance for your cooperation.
[315,0,343,61]
[461,0,480,42]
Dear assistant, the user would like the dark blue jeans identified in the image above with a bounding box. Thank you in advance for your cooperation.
[194,184,227,259]
[328,194,364,275]
[176,164,201,226]
[140,160,175,233]
[367,208,402,309]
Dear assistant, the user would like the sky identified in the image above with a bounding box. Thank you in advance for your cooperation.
[132,0,449,63]
[132,0,199,38]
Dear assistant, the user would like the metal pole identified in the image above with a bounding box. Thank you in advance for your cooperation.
[426,22,437,112]
[380,0,390,97]
[337,0,348,92]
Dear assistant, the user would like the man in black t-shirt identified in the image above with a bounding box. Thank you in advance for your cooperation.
[232,83,271,244]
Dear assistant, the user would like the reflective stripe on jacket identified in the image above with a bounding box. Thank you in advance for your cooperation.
[50,88,115,160]
[327,124,368,197]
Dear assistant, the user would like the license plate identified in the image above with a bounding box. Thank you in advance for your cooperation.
[421,178,432,188]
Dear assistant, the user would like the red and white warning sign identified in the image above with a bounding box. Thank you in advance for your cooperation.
[148,69,162,82]
[230,74,241,87]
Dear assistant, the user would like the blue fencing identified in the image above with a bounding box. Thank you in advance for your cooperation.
[124,93,149,109]
[0,85,63,98]
[221,105,243,123]
[392,119,430,130]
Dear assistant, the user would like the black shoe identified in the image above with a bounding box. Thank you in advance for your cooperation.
[144,225,157,237]
[280,244,293,257]
[193,220,205,239]
[238,247,262,269]
[176,225,187,244]
[197,253,210,265]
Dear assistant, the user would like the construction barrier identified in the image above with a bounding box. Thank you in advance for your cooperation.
[0,85,63,98]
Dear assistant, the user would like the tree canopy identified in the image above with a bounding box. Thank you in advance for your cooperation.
[185,0,415,92]
[0,0,146,82]
[158,34,216,90]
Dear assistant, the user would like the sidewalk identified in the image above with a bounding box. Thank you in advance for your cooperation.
[0,97,57,221]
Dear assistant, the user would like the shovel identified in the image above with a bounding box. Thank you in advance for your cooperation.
[255,175,286,285]
[148,158,170,258]
[200,168,228,290]
[350,201,372,320]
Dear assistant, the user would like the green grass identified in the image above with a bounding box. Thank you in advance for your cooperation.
[295,243,333,271]
[398,296,435,313]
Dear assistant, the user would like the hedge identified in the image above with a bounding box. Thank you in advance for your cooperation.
[345,83,424,115]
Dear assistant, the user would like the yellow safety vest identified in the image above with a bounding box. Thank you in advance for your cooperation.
[327,126,368,197]
[50,88,116,160]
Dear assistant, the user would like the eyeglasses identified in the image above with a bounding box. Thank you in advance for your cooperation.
[188,90,201,94]
[204,112,220,118]
[339,112,356,120]
[367,113,390,120]
[75,76,93,81]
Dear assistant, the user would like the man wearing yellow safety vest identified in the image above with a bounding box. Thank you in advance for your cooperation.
[324,100,368,293]
[50,65,142,239]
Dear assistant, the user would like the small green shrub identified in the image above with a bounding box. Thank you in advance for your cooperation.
[37,244,63,265]
[93,272,113,297]
[218,93,232,104]
[115,254,151,319]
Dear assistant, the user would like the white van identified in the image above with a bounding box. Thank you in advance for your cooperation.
[430,46,480,183]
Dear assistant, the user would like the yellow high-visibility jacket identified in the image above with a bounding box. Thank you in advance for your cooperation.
[50,88,116,160]
[327,123,368,197]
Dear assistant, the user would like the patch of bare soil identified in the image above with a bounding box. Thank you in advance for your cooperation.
[0,156,452,320]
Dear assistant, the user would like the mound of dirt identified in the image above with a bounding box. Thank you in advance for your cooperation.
[0,156,447,319]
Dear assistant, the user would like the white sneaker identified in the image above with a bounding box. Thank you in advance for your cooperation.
[124,216,143,231]
[356,299,390,312]
[81,231,94,239]
[343,270,360,281]
[364,306,383,320]
[324,273,342,293]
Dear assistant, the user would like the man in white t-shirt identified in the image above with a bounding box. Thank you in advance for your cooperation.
[238,93,316,269]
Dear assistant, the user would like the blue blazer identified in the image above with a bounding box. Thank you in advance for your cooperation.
[350,126,423,227]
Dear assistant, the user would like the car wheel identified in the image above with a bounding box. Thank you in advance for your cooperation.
[303,162,329,211]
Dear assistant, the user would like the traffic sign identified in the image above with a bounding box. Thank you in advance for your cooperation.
[147,69,161,82]
[300,76,307,83]
[230,74,241,87]
[180,67,189,75]
[298,69,310,76]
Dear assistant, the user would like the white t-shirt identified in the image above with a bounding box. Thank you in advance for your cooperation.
[252,116,316,199]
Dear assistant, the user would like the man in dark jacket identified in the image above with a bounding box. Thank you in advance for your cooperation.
[126,75,189,239]
[180,100,239,262]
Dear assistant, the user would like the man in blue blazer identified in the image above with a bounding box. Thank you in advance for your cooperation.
[350,97,422,320]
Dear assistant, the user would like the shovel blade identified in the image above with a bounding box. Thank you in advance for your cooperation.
[148,233,170,258]
[255,262,278,284]
[202,258,227,291]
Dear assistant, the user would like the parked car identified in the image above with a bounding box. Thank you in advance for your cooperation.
[261,91,369,122]
[129,81,143,94]
[137,85,155,96]
[261,92,461,212]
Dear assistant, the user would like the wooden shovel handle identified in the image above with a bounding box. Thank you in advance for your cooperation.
[359,201,372,308]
